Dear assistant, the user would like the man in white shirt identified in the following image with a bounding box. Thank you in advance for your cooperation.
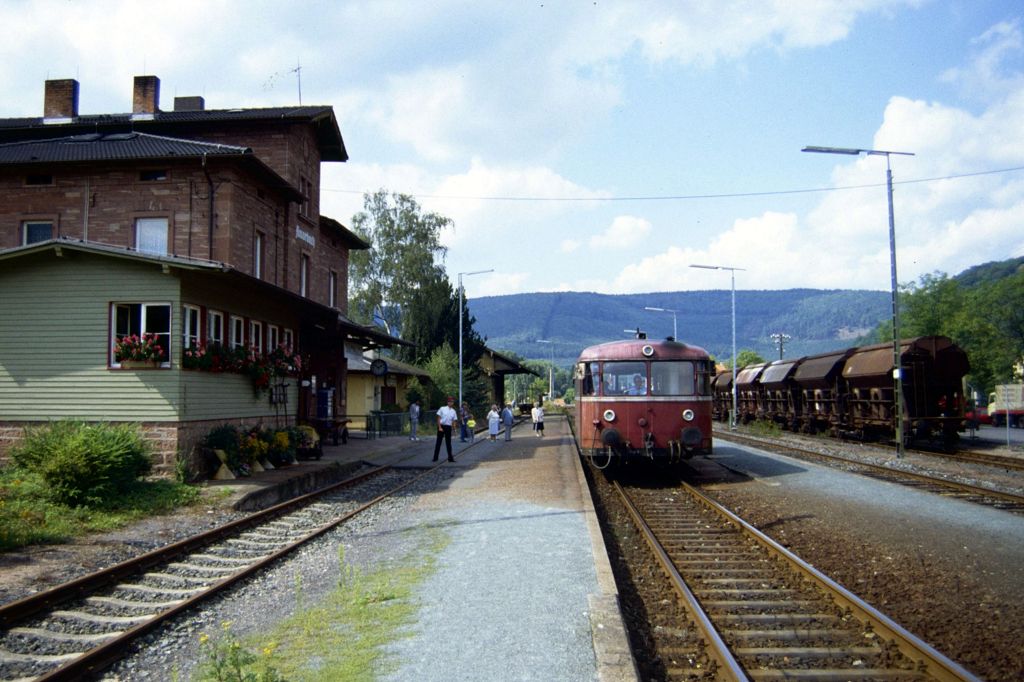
[433,396,459,462]
[531,401,544,437]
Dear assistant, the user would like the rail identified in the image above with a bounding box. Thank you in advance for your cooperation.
[716,430,1024,514]
[0,454,466,681]
[613,480,981,681]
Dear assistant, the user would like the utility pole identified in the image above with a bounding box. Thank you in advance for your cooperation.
[770,332,791,360]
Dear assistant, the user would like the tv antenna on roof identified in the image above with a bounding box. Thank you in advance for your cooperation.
[263,58,303,104]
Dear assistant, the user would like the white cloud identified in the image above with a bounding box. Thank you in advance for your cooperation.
[941,19,1024,101]
[555,0,912,69]
[588,215,652,250]
[473,271,530,298]
[560,239,581,253]
[803,73,1024,290]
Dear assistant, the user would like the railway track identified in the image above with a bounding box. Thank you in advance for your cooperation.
[915,446,1024,472]
[0,462,450,681]
[716,431,1024,514]
[614,480,980,681]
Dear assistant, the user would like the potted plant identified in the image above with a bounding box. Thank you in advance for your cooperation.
[114,333,166,368]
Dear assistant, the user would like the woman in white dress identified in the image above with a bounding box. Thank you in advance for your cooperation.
[486,404,501,441]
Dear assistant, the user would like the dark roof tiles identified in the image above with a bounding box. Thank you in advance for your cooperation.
[0,132,249,164]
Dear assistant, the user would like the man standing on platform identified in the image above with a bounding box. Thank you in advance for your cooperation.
[433,396,459,462]
[501,403,514,441]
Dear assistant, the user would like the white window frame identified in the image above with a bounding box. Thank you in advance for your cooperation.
[269,325,280,352]
[283,328,294,351]
[135,217,169,255]
[22,220,54,245]
[329,270,338,308]
[208,310,224,346]
[230,315,246,350]
[250,320,264,354]
[111,302,172,368]
[183,304,201,349]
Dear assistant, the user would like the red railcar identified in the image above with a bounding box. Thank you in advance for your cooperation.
[574,336,714,466]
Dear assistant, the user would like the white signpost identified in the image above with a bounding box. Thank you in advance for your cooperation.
[1000,385,1016,448]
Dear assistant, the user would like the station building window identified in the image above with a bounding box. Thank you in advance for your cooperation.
[22,220,54,244]
[111,302,171,367]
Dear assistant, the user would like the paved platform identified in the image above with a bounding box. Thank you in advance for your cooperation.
[206,417,638,681]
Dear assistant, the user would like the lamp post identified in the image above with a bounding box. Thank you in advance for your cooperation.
[802,145,914,457]
[458,269,494,412]
[644,306,678,339]
[690,264,744,430]
[536,339,555,403]
[770,332,791,360]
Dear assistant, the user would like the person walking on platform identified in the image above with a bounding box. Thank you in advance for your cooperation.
[486,404,501,441]
[408,399,421,441]
[531,400,545,437]
[433,396,458,462]
[501,403,514,441]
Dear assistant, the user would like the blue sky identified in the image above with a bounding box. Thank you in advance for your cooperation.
[2,0,1023,298]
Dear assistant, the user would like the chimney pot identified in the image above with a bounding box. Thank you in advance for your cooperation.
[44,79,79,119]
[133,75,161,114]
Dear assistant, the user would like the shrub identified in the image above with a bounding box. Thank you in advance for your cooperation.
[265,429,295,467]
[10,421,152,507]
[204,424,243,472]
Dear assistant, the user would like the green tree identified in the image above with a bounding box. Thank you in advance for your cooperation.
[420,342,491,417]
[735,349,765,367]
[874,267,1024,395]
[900,272,966,338]
[349,190,451,333]
[422,344,458,407]
[960,270,1024,388]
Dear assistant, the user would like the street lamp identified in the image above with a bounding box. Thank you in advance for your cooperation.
[803,145,914,457]
[536,339,555,403]
[770,332,791,360]
[690,263,744,430]
[644,306,678,339]
[458,269,494,412]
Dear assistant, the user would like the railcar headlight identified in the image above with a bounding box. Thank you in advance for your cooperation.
[682,409,695,422]
[603,409,616,422]
[642,344,654,357]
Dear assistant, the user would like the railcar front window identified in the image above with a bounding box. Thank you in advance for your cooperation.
[650,361,696,396]
[604,362,647,395]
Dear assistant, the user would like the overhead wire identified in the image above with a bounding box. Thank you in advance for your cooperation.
[321,164,1024,203]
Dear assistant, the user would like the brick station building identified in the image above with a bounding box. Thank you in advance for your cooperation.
[0,76,403,471]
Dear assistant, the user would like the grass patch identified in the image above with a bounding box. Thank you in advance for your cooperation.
[193,526,450,681]
[746,419,783,438]
[0,466,201,552]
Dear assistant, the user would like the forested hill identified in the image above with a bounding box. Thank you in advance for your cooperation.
[467,289,890,366]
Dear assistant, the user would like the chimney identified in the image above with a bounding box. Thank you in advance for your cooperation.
[174,96,205,112]
[132,75,160,114]
[44,79,79,119]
